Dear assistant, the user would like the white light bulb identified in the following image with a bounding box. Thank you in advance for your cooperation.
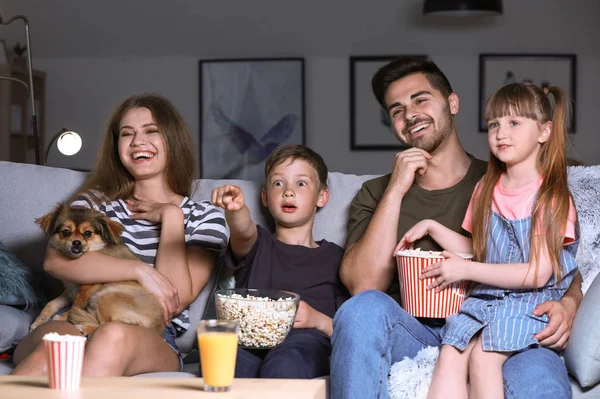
[56,132,82,156]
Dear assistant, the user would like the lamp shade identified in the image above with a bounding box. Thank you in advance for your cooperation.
[423,0,503,16]
[45,129,83,165]
[56,131,82,156]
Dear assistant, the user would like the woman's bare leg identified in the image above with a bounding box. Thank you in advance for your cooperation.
[427,338,478,399]
[82,322,179,376]
[469,335,511,399]
[11,321,81,376]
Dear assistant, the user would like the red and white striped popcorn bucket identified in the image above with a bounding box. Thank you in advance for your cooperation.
[396,251,471,318]
[43,333,86,390]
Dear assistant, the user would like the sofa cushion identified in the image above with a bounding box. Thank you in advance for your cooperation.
[0,161,88,301]
[565,272,600,388]
[174,271,218,354]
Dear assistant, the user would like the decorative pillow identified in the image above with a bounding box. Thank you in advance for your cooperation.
[0,305,33,353]
[565,272,600,388]
[389,346,439,399]
[562,166,600,387]
[0,242,40,306]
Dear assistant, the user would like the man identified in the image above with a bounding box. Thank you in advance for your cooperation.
[330,57,582,399]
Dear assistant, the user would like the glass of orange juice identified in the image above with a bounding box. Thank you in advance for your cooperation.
[197,319,239,392]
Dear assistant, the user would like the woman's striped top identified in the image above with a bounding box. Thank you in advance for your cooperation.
[71,193,228,334]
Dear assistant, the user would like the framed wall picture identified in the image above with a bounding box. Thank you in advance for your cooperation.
[199,58,305,180]
[479,53,577,132]
[350,55,428,151]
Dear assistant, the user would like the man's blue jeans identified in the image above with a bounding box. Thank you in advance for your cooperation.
[330,290,572,399]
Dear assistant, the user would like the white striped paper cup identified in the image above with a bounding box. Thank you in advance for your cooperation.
[396,250,472,318]
[43,333,86,390]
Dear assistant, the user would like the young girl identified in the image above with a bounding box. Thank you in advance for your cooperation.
[12,94,228,376]
[396,82,578,399]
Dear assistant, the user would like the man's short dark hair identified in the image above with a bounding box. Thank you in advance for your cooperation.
[371,57,454,108]
[264,145,329,189]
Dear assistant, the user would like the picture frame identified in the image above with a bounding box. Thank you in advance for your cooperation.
[350,55,428,151]
[0,39,8,64]
[199,58,305,180]
[478,53,577,132]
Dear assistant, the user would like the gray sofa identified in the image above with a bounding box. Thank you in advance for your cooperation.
[1,161,599,398]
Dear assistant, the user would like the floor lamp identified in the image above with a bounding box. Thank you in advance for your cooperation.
[0,13,40,165]
[45,129,83,166]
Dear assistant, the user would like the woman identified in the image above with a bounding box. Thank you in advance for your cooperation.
[12,94,227,376]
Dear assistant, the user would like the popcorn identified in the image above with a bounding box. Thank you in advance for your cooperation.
[42,333,86,342]
[396,248,473,260]
[215,293,297,348]
[396,248,444,258]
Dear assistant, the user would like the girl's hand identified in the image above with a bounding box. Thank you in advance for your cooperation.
[211,185,246,212]
[394,220,432,255]
[420,251,470,292]
[136,264,181,325]
[126,194,180,223]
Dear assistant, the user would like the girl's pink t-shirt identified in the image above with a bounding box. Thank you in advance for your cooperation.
[462,176,576,244]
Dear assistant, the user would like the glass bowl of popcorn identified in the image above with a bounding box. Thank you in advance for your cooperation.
[214,288,300,349]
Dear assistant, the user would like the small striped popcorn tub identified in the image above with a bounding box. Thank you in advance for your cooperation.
[42,333,86,390]
[396,249,472,318]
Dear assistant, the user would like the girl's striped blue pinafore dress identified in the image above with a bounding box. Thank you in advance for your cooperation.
[442,210,578,352]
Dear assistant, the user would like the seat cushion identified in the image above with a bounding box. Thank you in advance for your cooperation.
[565,273,600,388]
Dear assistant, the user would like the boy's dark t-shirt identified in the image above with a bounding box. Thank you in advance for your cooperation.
[225,225,348,320]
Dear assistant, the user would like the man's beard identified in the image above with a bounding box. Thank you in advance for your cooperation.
[402,104,453,153]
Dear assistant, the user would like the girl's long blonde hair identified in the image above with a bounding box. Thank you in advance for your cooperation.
[81,94,195,200]
[473,83,574,283]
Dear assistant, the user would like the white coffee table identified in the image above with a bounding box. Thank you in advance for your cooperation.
[0,375,327,399]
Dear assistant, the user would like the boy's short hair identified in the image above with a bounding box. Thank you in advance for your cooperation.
[371,56,454,108]
[264,145,329,189]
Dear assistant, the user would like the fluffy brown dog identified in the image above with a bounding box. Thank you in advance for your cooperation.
[30,203,164,337]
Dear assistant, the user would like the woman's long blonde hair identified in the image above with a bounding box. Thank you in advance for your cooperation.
[473,83,574,282]
[81,94,195,200]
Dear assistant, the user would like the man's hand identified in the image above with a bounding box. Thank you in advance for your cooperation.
[533,296,578,350]
[211,185,246,212]
[387,148,432,196]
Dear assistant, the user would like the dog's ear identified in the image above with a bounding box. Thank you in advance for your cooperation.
[99,217,124,246]
[35,204,65,235]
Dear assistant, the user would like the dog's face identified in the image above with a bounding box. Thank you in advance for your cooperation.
[35,204,125,258]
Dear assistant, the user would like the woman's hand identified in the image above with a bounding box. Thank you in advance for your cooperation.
[394,219,433,255]
[135,263,180,325]
[126,194,181,223]
[420,251,470,292]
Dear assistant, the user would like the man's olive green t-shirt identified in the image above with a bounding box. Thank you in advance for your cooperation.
[346,155,488,300]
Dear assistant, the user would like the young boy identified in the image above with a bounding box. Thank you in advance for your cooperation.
[211,144,348,379]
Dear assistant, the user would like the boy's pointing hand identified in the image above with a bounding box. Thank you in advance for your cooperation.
[211,184,246,211]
